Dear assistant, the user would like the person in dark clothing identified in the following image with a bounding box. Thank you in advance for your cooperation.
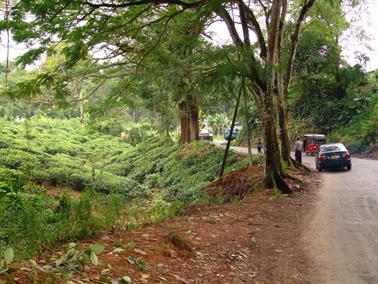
[256,138,263,154]
[295,137,303,164]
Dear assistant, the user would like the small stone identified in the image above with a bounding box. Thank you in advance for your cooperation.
[101,268,111,275]
[134,248,148,255]
[196,252,204,258]
[167,249,177,258]
[141,274,150,279]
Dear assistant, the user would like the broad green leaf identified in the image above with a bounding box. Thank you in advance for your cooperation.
[3,248,14,264]
[90,244,104,254]
[81,253,90,264]
[90,252,98,265]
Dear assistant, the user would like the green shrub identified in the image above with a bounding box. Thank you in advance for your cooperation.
[0,177,130,259]
[125,122,156,146]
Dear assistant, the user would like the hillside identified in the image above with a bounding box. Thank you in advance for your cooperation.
[0,118,247,258]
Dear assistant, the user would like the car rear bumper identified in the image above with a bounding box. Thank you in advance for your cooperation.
[224,135,237,140]
[318,159,351,169]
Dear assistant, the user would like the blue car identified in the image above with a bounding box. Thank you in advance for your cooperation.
[315,143,352,172]
[224,128,239,140]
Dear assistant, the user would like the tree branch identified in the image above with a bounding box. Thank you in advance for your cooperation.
[284,0,316,91]
[241,1,267,59]
[238,0,251,46]
[69,79,107,103]
[214,4,244,48]
[277,0,287,65]
[84,0,203,9]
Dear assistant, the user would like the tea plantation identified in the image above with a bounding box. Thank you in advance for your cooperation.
[0,118,246,257]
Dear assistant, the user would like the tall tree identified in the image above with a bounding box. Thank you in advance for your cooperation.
[5,0,321,191]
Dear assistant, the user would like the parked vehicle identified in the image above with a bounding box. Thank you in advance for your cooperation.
[224,128,239,140]
[304,134,326,155]
[315,143,352,172]
[199,128,214,141]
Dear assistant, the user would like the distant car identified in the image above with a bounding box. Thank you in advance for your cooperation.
[199,128,214,141]
[224,128,239,140]
[315,143,352,172]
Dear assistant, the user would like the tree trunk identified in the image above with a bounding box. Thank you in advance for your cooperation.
[263,101,292,193]
[79,101,84,124]
[178,94,199,144]
[189,95,199,141]
[262,0,291,193]
[178,101,190,144]
[277,82,291,163]
[243,89,252,165]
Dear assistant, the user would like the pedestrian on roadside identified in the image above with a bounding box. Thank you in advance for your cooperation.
[256,138,263,154]
[295,137,303,164]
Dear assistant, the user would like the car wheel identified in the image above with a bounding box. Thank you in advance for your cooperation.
[346,165,351,171]
[318,167,322,172]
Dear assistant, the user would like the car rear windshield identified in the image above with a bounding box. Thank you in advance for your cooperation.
[321,145,344,152]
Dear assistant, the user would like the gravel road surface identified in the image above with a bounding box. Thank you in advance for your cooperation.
[303,155,378,284]
[215,142,378,283]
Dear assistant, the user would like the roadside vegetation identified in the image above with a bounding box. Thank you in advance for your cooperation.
[290,66,378,154]
[0,117,246,259]
[0,0,376,282]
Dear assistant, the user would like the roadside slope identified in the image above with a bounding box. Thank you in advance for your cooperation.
[11,166,317,284]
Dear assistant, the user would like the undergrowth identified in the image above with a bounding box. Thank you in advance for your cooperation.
[0,117,248,259]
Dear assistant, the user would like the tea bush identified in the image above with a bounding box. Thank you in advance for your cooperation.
[0,118,245,201]
[0,117,250,262]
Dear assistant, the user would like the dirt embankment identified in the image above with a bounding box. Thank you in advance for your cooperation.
[353,144,378,160]
[9,166,318,284]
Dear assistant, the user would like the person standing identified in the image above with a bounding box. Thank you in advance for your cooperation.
[256,138,263,154]
[295,137,304,164]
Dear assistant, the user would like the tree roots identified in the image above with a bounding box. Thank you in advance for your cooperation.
[290,157,311,173]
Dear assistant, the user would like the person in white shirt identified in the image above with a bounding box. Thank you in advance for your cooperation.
[295,137,303,164]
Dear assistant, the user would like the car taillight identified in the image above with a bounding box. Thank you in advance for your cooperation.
[319,155,326,161]
[344,153,351,159]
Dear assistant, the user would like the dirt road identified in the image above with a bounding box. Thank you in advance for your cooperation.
[220,142,378,283]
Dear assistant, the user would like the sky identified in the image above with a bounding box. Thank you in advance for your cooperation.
[341,0,378,71]
[1,0,378,71]
[207,0,378,71]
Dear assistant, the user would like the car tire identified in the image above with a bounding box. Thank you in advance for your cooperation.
[318,167,322,172]
[346,165,351,171]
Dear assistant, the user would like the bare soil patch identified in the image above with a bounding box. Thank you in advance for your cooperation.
[353,144,378,160]
[43,182,81,199]
[8,167,317,284]
[207,165,263,203]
